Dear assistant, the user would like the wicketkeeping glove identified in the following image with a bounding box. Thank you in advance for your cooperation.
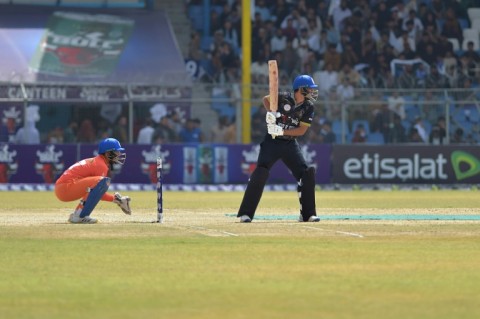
[267,124,284,136]
[265,111,280,124]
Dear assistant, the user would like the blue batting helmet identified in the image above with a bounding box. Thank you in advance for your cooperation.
[292,75,319,101]
[98,138,126,165]
[292,75,318,90]
[98,138,125,154]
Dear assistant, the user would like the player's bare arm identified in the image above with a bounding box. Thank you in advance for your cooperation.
[282,123,309,137]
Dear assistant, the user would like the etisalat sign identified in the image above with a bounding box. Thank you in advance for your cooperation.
[332,146,480,184]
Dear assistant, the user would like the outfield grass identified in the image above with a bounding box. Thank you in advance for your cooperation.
[0,190,479,319]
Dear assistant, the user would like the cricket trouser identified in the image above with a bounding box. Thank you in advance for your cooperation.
[55,176,114,202]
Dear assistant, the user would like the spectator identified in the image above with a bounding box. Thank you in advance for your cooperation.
[336,77,355,102]
[441,8,463,45]
[63,121,78,143]
[315,0,329,24]
[221,20,239,51]
[96,119,113,141]
[323,43,342,71]
[451,127,465,143]
[389,114,407,143]
[270,28,287,53]
[280,39,301,77]
[281,17,298,41]
[419,43,437,66]
[47,126,64,144]
[308,29,329,61]
[280,8,308,32]
[179,118,203,143]
[319,121,336,144]
[461,41,480,79]
[387,91,406,120]
[420,90,444,124]
[187,31,203,61]
[137,118,155,144]
[324,17,340,45]
[254,0,271,22]
[402,9,424,34]
[337,63,360,87]
[412,116,429,143]
[77,119,96,143]
[361,29,377,65]
[425,64,450,89]
[219,41,239,82]
[271,0,290,29]
[251,54,269,84]
[112,116,128,144]
[429,116,446,145]
[372,103,394,143]
[396,64,417,89]
[153,115,177,144]
[251,27,270,64]
[332,0,352,32]
[251,105,267,144]
[341,41,360,68]
[313,62,338,97]
[167,110,184,136]
[306,7,322,36]
[351,124,367,143]
[415,63,428,87]
[210,115,231,143]
[209,9,222,36]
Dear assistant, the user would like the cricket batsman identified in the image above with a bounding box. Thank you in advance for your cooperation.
[55,137,132,224]
[237,75,320,223]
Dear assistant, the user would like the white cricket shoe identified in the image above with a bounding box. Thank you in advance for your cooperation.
[114,192,131,215]
[298,215,321,222]
[239,215,252,223]
[68,212,98,224]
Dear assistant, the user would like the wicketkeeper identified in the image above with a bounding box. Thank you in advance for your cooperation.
[237,75,320,223]
[55,137,132,224]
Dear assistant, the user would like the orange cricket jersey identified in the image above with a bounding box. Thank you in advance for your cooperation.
[56,155,109,185]
[55,155,114,203]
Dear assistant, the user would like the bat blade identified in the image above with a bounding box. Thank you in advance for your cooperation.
[268,60,278,112]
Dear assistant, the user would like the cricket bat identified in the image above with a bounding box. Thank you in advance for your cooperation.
[268,60,278,138]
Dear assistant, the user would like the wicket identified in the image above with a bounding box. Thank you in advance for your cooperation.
[156,157,163,223]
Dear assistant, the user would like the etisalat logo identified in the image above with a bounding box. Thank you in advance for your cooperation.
[141,145,171,183]
[451,151,480,180]
[343,151,480,181]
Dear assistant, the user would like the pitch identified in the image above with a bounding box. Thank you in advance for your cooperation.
[1,190,479,319]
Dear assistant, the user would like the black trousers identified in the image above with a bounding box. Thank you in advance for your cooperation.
[257,134,307,180]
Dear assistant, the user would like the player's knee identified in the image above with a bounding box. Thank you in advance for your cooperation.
[301,166,315,180]
[251,166,269,182]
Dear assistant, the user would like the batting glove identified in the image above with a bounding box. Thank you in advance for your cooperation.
[267,124,284,136]
[265,112,280,124]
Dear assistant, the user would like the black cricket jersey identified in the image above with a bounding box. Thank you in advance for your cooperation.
[275,92,314,133]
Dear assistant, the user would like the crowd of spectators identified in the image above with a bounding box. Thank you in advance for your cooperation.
[187,0,480,144]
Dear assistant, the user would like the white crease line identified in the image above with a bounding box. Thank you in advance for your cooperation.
[301,226,364,238]
[188,225,239,237]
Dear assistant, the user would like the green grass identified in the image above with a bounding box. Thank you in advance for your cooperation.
[1,191,480,319]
